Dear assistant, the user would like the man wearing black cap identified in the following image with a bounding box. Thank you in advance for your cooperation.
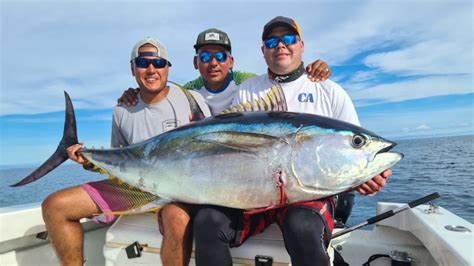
[192,16,392,266]
[182,28,257,114]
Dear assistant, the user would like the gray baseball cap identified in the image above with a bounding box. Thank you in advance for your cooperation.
[130,37,171,65]
[194,28,231,53]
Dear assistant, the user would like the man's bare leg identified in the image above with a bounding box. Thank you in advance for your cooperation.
[160,203,193,266]
[42,186,100,266]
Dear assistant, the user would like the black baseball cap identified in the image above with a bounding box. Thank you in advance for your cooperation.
[262,16,302,41]
[194,28,232,53]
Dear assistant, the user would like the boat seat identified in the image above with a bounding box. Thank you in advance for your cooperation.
[104,212,292,265]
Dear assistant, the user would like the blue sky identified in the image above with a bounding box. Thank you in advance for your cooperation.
[0,0,472,166]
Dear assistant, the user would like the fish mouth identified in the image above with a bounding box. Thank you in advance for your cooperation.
[376,140,397,155]
[373,140,404,168]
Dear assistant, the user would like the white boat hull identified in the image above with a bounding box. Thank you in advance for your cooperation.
[1,201,472,265]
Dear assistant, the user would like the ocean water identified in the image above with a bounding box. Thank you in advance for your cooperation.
[1,135,473,226]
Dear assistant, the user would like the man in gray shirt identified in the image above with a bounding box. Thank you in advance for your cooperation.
[41,37,210,266]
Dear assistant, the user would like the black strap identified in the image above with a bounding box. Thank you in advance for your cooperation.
[362,254,391,266]
[333,249,349,266]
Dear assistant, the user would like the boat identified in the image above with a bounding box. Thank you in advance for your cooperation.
[1,197,472,265]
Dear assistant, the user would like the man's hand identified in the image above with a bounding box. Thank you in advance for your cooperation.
[306,59,331,82]
[66,142,87,165]
[117,88,140,107]
[355,169,392,195]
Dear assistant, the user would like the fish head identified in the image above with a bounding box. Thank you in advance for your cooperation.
[289,128,403,195]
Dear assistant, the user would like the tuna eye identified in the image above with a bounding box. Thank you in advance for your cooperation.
[351,134,366,148]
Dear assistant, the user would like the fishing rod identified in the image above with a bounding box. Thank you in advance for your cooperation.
[332,192,440,239]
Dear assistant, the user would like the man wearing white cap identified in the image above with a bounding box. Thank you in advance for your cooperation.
[41,37,210,266]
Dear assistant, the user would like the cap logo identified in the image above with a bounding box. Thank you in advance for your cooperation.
[204,32,220,41]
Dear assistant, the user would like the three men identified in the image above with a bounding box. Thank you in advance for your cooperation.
[118,28,332,266]
[43,18,389,266]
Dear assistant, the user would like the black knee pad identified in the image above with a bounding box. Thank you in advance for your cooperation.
[283,206,325,237]
[194,206,228,233]
[193,206,241,243]
[281,207,330,266]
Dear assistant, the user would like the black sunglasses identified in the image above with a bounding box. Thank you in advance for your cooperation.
[134,57,168,69]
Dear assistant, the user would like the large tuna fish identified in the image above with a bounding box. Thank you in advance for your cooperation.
[12,92,403,211]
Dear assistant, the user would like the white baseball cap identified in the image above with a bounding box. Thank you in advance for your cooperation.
[130,37,171,65]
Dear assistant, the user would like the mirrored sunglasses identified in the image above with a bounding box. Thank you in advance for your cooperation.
[264,35,299,49]
[134,57,168,69]
[198,51,229,63]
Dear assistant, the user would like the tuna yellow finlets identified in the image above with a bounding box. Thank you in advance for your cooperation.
[99,168,107,175]
[253,99,259,111]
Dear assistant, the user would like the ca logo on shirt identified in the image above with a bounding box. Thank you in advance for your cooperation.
[298,93,314,103]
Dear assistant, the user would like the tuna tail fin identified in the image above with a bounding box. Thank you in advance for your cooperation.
[11,91,78,187]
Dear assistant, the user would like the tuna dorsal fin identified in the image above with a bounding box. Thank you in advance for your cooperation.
[168,80,206,121]
[220,84,287,114]
[194,131,288,152]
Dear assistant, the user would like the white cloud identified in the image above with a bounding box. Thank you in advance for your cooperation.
[414,124,431,131]
[457,122,472,127]
[1,1,472,115]
[346,70,381,84]
[347,75,472,105]
[364,40,472,76]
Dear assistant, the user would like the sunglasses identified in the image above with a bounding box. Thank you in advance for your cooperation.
[134,57,168,69]
[198,51,229,63]
[264,35,299,49]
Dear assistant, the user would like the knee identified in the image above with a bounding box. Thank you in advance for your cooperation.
[194,208,223,227]
[283,207,323,238]
[161,204,191,224]
[161,204,192,236]
[42,192,67,219]
[193,207,229,239]
[282,207,329,263]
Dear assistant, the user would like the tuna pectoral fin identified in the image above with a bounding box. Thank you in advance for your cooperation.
[194,131,287,152]
[99,198,171,217]
[11,91,78,187]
